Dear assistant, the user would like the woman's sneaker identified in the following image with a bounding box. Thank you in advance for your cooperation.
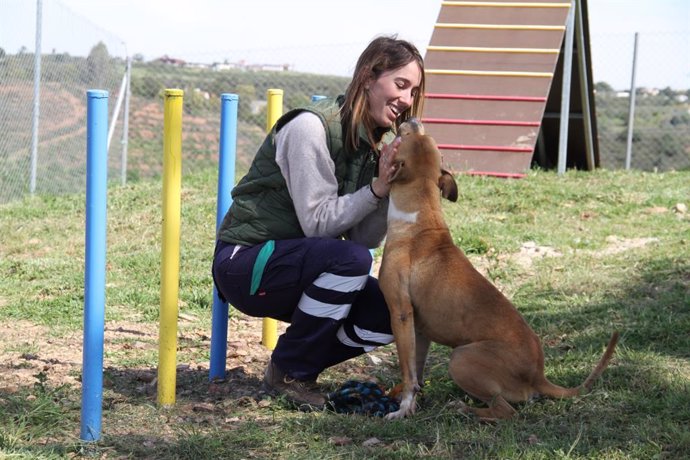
[262,360,326,411]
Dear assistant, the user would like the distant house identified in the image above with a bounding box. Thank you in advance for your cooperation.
[211,60,290,72]
[187,62,210,70]
[156,55,187,66]
[211,62,243,71]
[245,63,290,72]
[638,87,660,97]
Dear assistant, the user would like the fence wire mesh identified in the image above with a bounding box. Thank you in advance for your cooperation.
[591,31,690,171]
[1,0,127,203]
[1,2,689,205]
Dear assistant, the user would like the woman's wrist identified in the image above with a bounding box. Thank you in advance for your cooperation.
[369,182,383,199]
[370,180,387,199]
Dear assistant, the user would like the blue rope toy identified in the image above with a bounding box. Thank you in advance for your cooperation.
[326,380,400,417]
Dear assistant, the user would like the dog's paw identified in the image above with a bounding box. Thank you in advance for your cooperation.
[385,407,413,420]
[447,399,468,410]
[384,395,416,420]
[385,410,404,420]
[447,400,474,416]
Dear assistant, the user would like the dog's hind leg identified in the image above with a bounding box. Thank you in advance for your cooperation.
[454,395,518,422]
[448,342,523,421]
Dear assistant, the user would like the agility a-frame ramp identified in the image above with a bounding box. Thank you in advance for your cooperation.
[423,0,599,178]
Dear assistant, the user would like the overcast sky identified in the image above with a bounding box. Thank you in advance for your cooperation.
[2,0,689,89]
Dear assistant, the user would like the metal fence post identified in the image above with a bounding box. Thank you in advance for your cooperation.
[557,0,575,175]
[29,0,42,194]
[625,32,639,171]
[121,56,132,185]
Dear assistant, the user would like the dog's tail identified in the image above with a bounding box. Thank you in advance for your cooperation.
[537,331,620,398]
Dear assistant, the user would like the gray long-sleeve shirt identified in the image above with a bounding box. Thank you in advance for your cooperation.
[275,112,389,249]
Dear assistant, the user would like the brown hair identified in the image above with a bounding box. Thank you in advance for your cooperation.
[340,35,425,151]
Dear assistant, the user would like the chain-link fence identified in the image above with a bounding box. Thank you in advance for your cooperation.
[0,1,367,204]
[590,31,690,171]
[1,2,689,204]
[1,0,127,203]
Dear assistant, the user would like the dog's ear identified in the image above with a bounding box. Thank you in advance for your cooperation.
[439,169,458,202]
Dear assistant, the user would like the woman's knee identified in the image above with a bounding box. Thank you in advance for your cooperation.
[301,238,373,278]
[348,277,392,334]
[333,241,373,276]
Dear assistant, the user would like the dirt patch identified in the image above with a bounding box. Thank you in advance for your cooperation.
[0,310,391,407]
[0,315,278,395]
[0,320,83,392]
[597,235,660,256]
[504,236,660,270]
[486,236,660,273]
[509,241,563,270]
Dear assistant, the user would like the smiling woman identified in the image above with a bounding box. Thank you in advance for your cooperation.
[211,35,427,410]
[340,36,425,153]
[365,61,422,128]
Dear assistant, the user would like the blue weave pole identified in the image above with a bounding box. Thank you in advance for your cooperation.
[209,93,238,381]
[80,89,108,442]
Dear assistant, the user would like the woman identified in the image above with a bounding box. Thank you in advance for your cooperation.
[212,35,425,409]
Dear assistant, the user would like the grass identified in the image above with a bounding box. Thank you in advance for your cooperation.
[0,167,688,459]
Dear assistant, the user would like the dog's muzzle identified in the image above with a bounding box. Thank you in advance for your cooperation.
[399,118,425,137]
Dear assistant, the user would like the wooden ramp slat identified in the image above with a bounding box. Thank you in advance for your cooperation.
[430,123,539,148]
[426,74,554,97]
[439,149,533,177]
[430,28,566,48]
[424,97,546,122]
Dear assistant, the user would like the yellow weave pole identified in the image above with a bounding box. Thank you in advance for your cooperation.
[261,88,283,351]
[158,88,184,406]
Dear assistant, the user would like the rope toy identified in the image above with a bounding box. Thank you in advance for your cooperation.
[326,380,400,417]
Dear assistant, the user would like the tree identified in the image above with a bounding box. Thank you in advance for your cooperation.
[236,84,259,125]
[670,112,690,127]
[659,87,676,100]
[83,41,112,86]
[594,81,614,95]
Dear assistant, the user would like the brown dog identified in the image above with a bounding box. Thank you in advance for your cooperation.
[378,119,619,421]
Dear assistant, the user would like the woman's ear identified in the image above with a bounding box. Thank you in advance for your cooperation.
[365,71,377,91]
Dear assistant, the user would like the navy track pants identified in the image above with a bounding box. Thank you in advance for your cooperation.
[212,238,394,381]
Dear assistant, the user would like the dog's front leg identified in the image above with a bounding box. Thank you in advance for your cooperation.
[385,296,420,420]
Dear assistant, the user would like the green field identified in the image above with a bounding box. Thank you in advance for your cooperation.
[0,167,688,459]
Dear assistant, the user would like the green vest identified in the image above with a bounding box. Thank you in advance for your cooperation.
[217,96,393,246]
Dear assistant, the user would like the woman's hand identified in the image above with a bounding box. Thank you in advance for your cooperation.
[371,136,401,198]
